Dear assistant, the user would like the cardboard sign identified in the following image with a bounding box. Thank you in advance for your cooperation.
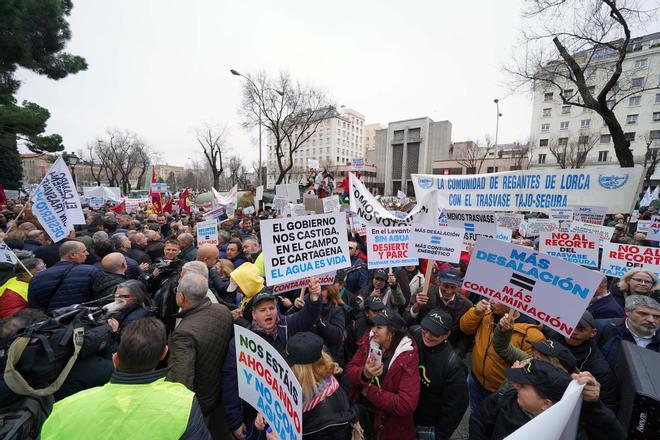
[570,205,607,225]
[261,212,350,285]
[464,237,603,336]
[272,272,336,294]
[409,225,464,263]
[568,221,614,248]
[496,213,525,230]
[646,215,660,241]
[539,232,599,268]
[196,219,219,246]
[412,167,643,214]
[600,243,660,278]
[234,325,302,440]
[523,219,559,238]
[366,226,418,269]
[322,195,340,213]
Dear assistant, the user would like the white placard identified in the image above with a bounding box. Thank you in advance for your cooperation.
[636,220,650,233]
[600,242,660,278]
[0,241,18,264]
[366,226,417,269]
[539,232,599,268]
[196,219,219,246]
[444,211,498,245]
[568,221,615,248]
[307,158,319,170]
[464,237,603,336]
[549,207,574,222]
[409,225,464,263]
[523,218,559,238]
[570,205,607,225]
[646,215,660,241]
[322,195,340,213]
[261,212,350,285]
[496,213,525,230]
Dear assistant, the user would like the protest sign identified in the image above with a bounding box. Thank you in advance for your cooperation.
[347,212,367,236]
[307,158,319,170]
[0,241,18,264]
[568,221,615,248]
[366,226,418,269]
[646,215,660,241]
[522,218,559,238]
[4,190,19,200]
[636,220,650,233]
[444,211,498,245]
[272,195,289,213]
[272,272,336,294]
[517,221,528,239]
[349,173,411,227]
[89,198,104,209]
[276,183,300,203]
[411,167,643,214]
[409,225,463,263]
[291,204,306,217]
[571,205,607,225]
[203,205,226,221]
[549,207,574,222]
[151,182,168,193]
[31,157,85,243]
[196,219,218,246]
[261,212,350,285]
[505,380,584,440]
[322,195,340,213]
[234,325,302,440]
[463,237,603,336]
[496,213,524,230]
[212,185,238,212]
[351,158,365,171]
[255,185,264,210]
[496,227,513,243]
[539,232,599,268]
[600,242,660,278]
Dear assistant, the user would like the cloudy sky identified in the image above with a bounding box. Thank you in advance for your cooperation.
[15,0,657,168]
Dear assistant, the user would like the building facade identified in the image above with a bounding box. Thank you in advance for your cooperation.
[372,117,452,196]
[432,141,530,175]
[265,107,365,188]
[529,32,660,169]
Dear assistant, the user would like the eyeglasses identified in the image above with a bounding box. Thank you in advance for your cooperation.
[631,278,654,285]
[115,295,133,299]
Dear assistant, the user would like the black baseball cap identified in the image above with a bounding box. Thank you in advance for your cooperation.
[577,311,596,329]
[438,268,462,286]
[373,270,388,281]
[364,296,386,312]
[286,332,324,365]
[505,359,571,403]
[250,291,276,308]
[530,340,577,372]
[369,308,405,331]
[421,309,452,336]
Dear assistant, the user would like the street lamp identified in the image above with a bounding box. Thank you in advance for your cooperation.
[230,69,284,187]
[68,152,80,189]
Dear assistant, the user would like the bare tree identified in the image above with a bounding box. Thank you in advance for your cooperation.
[195,124,227,191]
[548,133,598,168]
[453,138,493,174]
[92,130,148,193]
[237,71,335,185]
[227,155,249,188]
[642,132,660,186]
[507,0,658,167]
[508,141,531,170]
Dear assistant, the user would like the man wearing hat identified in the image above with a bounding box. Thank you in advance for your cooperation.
[407,267,473,356]
[469,359,625,439]
[222,277,322,440]
[358,269,405,310]
[410,309,468,440]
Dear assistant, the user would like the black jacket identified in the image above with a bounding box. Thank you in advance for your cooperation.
[469,388,625,440]
[127,246,152,265]
[302,386,358,440]
[411,327,468,440]
[92,271,127,299]
[599,318,660,369]
[311,302,347,366]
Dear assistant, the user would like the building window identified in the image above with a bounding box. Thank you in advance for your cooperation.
[650,130,660,140]
[626,114,639,124]
[625,132,636,142]
[560,121,569,130]
[580,119,591,129]
[538,154,546,164]
[634,58,648,68]
[598,151,608,162]
[629,96,642,106]
[631,77,644,87]
[562,89,574,99]
[558,137,569,146]
[542,108,552,117]
[539,138,549,147]
[541,123,550,132]
[561,105,571,114]
[653,112,660,122]
[600,134,611,143]
[486,166,499,173]
[544,92,553,101]
[578,135,590,145]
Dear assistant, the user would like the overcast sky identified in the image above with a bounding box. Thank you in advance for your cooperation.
[15,0,658,168]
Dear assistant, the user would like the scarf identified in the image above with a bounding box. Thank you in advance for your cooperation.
[302,375,339,413]
[250,319,279,339]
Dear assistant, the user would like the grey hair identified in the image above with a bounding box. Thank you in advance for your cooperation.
[181,261,209,280]
[178,273,208,302]
[625,294,660,311]
[92,231,109,243]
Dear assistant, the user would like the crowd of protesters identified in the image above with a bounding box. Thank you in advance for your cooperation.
[0,191,658,440]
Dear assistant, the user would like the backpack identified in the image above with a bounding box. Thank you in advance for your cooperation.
[0,395,53,440]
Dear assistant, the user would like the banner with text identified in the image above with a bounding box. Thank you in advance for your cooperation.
[496,213,525,230]
[522,218,559,238]
[443,211,498,245]
[600,242,660,278]
[234,325,302,440]
[646,215,660,241]
[32,157,85,243]
[366,226,418,269]
[261,212,350,285]
[570,205,607,225]
[412,167,643,213]
[539,232,599,268]
[350,173,412,227]
[272,272,336,294]
[196,219,219,246]
[463,237,603,336]
[568,221,614,248]
[409,225,464,263]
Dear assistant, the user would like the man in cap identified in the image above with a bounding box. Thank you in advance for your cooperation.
[410,309,468,440]
[358,269,405,310]
[407,267,473,356]
[222,277,322,440]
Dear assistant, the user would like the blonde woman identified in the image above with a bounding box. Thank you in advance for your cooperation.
[611,268,660,309]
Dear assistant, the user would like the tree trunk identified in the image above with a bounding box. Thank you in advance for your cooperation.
[0,131,23,190]
[601,109,634,167]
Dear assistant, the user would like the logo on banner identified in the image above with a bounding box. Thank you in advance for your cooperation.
[465,223,475,232]
[510,273,536,292]
[438,208,448,225]
[430,235,443,245]
[418,177,434,189]
[598,174,628,189]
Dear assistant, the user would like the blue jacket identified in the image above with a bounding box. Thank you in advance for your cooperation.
[28,261,99,311]
[345,257,369,295]
[599,318,660,368]
[221,297,322,431]
[587,294,624,320]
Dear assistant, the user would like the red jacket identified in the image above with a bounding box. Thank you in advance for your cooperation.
[0,277,29,318]
[346,331,420,440]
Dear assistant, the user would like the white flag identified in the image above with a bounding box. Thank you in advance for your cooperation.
[640,187,653,208]
[31,157,84,243]
[212,185,238,213]
[652,185,659,202]
[0,241,18,265]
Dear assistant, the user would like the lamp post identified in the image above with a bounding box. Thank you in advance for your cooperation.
[230,69,283,187]
[68,152,80,190]
[493,99,502,172]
